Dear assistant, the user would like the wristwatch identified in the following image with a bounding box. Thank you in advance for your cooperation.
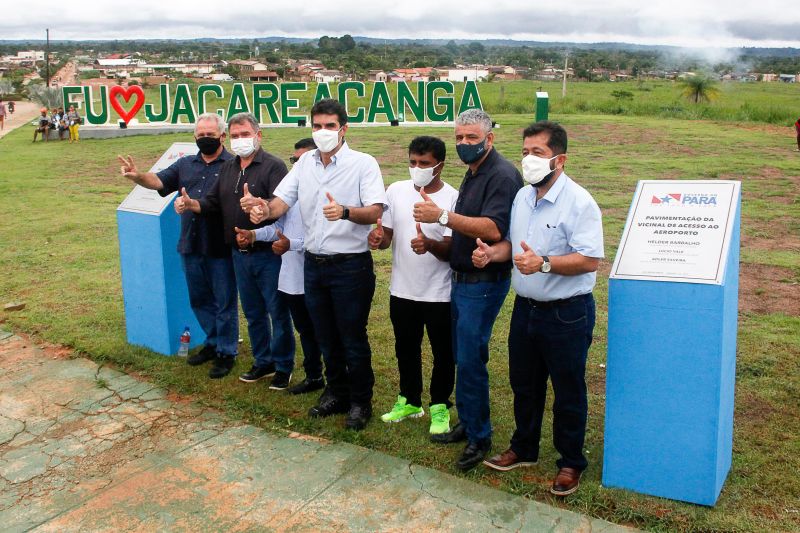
[437,209,449,226]
[341,206,350,221]
[540,256,551,273]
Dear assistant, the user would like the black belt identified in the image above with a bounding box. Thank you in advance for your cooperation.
[235,241,273,253]
[451,270,511,284]
[521,293,590,309]
[305,251,370,264]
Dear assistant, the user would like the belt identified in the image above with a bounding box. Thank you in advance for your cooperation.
[521,293,590,309]
[235,241,273,253]
[451,270,511,284]
[305,251,370,264]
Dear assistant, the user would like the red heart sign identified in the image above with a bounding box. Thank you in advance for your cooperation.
[109,85,145,124]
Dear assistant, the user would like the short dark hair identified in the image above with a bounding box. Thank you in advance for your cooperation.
[294,137,316,150]
[310,98,348,126]
[522,121,568,155]
[408,135,446,162]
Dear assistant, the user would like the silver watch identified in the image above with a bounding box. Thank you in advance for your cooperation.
[540,255,551,273]
[437,209,449,226]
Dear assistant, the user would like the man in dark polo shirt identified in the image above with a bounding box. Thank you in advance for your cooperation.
[117,112,238,379]
[178,112,295,389]
[414,108,522,471]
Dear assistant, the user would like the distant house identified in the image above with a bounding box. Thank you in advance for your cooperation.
[778,73,797,83]
[313,70,344,83]
[247,70,279,82]
[229,60,268,73]
[760,73,778,82]
[368,70,388,82]
[444,68,489,82]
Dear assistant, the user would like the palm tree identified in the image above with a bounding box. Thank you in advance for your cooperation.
[27,83,63,109]
[679,74,720,104]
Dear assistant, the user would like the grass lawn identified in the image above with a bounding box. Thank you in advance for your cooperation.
[1,112,798,532]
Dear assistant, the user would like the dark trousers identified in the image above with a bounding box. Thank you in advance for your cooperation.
[181,253,238,357]
[507,293,596,472]
[303,252,375,405]
[389,296,454,408]
[283,292,323,380]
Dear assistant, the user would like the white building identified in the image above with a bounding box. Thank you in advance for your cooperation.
[444,68,489,82]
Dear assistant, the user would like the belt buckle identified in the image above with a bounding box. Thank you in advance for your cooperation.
[238,247,250,254]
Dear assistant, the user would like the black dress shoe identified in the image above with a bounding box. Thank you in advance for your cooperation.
[430,421,467,444]
[238,363,276,383]
[345,404,372,431]
[287,376,325,395]
[308,393,350,418]
[208,357,235,379]
[187,345,216,366]
[457,439,492,472]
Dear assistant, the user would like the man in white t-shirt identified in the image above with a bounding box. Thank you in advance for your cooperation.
[368,136,458,436]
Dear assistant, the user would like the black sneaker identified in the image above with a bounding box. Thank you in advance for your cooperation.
[345,404,372,431]
[308,392,350,418]
[239,363,276,383]
[287,377,325,395]
[187,345,217,366]
[209,357,235,379]
[269,371,292,390]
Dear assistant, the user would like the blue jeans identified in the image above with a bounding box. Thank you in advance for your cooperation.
[181,253,238,357]
[451,278,510,443]
[507,294,595,471]
[303,252,375,405]
[232,248,295,373]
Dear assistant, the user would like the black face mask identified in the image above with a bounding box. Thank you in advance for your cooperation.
[456,137,487,164]
[196,136,221,155]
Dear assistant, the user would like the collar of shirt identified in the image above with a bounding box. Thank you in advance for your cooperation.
[312,141,351,167]
[527,172,568,210]
[192,148,233,165]
[234,147,268,167]
[466,146,498,179]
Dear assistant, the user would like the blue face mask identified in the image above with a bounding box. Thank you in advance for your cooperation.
[456,137,487,164]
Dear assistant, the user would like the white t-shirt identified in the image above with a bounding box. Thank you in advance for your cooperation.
[383,180,459,302]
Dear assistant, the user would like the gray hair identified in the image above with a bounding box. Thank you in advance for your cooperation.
[195,112,226,135]
[227,112,260,134]
[455,108,492,134]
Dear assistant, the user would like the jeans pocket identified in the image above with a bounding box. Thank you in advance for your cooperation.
[554,305,587,326]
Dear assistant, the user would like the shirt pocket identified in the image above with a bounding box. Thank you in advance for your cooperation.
[531,224,570,256]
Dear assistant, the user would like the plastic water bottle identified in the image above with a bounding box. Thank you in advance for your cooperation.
[178,326,190,357]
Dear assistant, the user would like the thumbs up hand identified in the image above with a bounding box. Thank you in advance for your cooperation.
[234,226,255,249]
[240,183,262,213]
[471,238,494,268]
[368,218,385,250]
[322,192,345,221]
[272,229,290,255]
[174,187,195,214]
[410,222,431,255]
[513,240,543,275]
[412,186,441,224]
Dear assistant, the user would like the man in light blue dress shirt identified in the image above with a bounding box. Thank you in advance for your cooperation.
[472,121,603,497]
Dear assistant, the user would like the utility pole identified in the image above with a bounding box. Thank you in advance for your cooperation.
[45,28,50,86]
[562,51,568,98]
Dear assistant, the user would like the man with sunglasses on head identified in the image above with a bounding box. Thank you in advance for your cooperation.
[245,98,387,431]
[117,112,238,379]
[177,112,294,390]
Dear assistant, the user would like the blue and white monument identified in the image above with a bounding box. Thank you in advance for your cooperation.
[116,143,205,356]
[603,180,741,506]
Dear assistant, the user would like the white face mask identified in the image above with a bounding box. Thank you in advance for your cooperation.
[231,137,256,157]
[312,127,342,153]
[522,154,558,186]
[408,162,442,188]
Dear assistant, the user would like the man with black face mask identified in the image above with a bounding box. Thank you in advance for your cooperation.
[413,108,522,472]
[117,112,239,379]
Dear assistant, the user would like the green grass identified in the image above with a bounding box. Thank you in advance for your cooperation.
[1,112,799,532]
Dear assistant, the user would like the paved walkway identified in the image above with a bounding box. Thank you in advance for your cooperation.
[0,330,634,532]
[0,101,41,140]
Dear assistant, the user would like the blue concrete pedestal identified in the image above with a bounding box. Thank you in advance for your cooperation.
[603,184,740,506]
[116,143,205,356]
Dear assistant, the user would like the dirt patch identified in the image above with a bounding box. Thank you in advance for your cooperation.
[739,263,800,315]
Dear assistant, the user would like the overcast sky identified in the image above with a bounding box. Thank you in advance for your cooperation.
[4,0,800,49]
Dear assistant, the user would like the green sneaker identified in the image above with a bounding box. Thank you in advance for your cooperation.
[380,395,424,423]
[429,403,451,434]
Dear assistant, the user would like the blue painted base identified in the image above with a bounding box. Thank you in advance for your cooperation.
[602,201,739,506]
[117,207,205,356]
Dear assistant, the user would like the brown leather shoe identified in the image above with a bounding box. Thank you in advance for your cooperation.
[550,467,581,496]
[483,448,537,471]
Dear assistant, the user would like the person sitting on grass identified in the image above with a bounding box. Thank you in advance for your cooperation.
[33,108,51,142]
